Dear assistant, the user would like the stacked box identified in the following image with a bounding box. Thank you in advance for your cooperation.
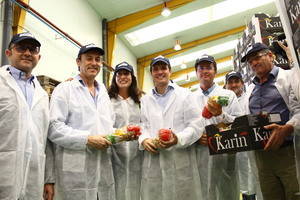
[37,75,60,98]
[233,13,290,85]
[284,0,300,63]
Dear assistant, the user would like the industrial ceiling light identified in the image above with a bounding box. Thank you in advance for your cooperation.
[180,62,187,69]
[174,39,181,51]
[161,2,171,17]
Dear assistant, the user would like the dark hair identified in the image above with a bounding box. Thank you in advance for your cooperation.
[108,71,144,104]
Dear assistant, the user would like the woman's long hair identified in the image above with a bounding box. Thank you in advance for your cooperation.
[108,71,144,104]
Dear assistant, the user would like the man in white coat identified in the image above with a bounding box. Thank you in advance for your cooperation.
[192,54,243,200]
[225,71,262,200]
[48,44,115,200]
[0,32,51,199]
[241,42,300,200]
[138,55,210,200]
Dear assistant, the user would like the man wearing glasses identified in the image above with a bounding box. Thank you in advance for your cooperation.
[192,54,243,200]
[242,42,300,200]
[0,32,52,199]
[48,44,115,200]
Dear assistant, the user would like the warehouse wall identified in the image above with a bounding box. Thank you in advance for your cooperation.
[22,0,103,82]
[112,36,137,72]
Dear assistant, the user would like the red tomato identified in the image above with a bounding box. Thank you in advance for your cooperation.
[159,129,172,141]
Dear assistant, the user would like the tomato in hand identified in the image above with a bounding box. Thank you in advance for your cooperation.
[159,129,172,141]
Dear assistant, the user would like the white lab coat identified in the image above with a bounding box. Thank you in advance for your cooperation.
[0,66,49,200]
[48,78,115,200]
[192,84,243,200]
[246,67,300,193]
[138,82,204,200]
[110,96,143,200]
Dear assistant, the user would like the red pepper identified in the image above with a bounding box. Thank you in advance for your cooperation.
[202,106,213,119]
[158,129,172,141]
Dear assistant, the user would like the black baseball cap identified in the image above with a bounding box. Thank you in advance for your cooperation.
[241,42,269,62]
[150,55,170,67]
[115,62,134,73]
[9,32,41,47]
[225,71,243,82]
[78,43,104,58]
[195,54,216,67]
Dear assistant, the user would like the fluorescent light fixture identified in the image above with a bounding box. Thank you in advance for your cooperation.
[170,39,238,67]
[125,0,274,46]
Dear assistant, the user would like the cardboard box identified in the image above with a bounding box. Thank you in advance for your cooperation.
[205,113,281,155]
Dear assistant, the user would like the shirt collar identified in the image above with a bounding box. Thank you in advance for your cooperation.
[253,66,279,85]
[75,74,99,91]
[152,82,174,97]
[8,66,34,82]
[200,83,216,96]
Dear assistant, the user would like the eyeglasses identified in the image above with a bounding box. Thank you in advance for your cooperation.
[11,45,40,55]
[246,53,268,64]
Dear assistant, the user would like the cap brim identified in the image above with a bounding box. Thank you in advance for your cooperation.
[151,59,169,66]
[13,37,41,47]
[81,47,104,55]
[115,66,133,72]
[226,74,242,81]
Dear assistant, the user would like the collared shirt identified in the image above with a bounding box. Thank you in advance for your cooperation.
[152,83,174,109]
[200,83,216,96]
[249,66,290,125]
[8,66,35,107]
[75,75,99,106]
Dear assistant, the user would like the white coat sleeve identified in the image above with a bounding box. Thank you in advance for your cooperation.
[138,97,152,150]
[286,85,300,134]
[214,91,243,123]
[48,84,89,150]
[44,139,55,184]
[175,93,205,148]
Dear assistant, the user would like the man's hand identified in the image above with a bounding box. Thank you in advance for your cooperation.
[142,138,158,153]
[198,133,207,145]
[207,99,222,116]
[87,135,112,149]
[43,183,54,200]
[158,133,178,149]
[264,124,294,151]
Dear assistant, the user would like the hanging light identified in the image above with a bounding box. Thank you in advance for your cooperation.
[180,61,187,69]
[161,2,171,17]
[174,39,181,51]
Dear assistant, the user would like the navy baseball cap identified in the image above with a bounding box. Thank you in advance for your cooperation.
[225,71,243,82]
[241,42,269,62]
[195,54,216,67]
[9,32,41,47]
[115,62,134,73]
[78,43,104,58]
[150,55,170,67]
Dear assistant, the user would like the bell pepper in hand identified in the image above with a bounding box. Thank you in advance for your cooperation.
[127,125,142,136]
[202,96,229,119]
